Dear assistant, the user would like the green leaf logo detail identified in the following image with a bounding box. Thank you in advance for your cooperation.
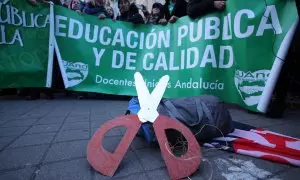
[234,69,270,106]
[63,60,88,87]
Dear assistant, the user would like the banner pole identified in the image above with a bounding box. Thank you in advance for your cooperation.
[46,2,55,88]
[257,18,299,113]
[54,38,70,89]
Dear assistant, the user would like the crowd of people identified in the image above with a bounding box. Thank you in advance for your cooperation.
[27,0,226,25]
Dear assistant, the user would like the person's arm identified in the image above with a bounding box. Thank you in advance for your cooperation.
[83,7,99,14]
[102,8,110,17]
[159,18,168,25]
[187,0,215,19]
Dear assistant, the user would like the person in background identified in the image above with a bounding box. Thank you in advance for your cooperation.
[147,2,167,25]
[137,4,150,23]
[69,0,81,11]
[187,0,225,19]
[62,0,70,8]
[117,0,130,21]
[78,0,89,12]
[117,0,145,24]
[106,5,114,19]
[162,0,171,21]
[82,0,109,19]
[168,0,187,23]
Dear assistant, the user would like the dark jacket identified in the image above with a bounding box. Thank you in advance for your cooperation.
[118,4,145,24]
[79,1,86,12]
[82,2,109,17]
[163,0,171,20]
[147,15,163,25]
[187,0,216,19]
[171,0,187,18]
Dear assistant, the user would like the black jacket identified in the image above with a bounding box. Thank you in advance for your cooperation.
[118,4,145,24]
[187,0,216,19]
[171,0,188,18]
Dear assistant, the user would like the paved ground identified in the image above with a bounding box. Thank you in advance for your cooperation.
[0,97,299,180]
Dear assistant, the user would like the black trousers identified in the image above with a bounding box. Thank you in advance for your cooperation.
[271,16,300,105]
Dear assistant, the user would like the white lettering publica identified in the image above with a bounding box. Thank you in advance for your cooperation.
[256,5,282,36]
[205,17,220,40]
[234,9,255,38]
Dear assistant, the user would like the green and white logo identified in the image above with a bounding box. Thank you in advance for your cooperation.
[234,70,270,106]
[63,60,89,87]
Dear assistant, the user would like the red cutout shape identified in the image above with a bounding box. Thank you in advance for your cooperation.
[87,115,141,176]
[87,114,201,179]
[154,115,201,180]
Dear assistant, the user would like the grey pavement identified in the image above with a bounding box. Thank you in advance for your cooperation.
[0,98,299,180]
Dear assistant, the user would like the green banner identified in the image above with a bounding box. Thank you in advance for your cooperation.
[0,0,298,112]
[55,0,298,111]
[0,0,51,88]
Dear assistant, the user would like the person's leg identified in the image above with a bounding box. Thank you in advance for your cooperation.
[26,88,40,100]
[43,88,54,99]
[1,88,17,96]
